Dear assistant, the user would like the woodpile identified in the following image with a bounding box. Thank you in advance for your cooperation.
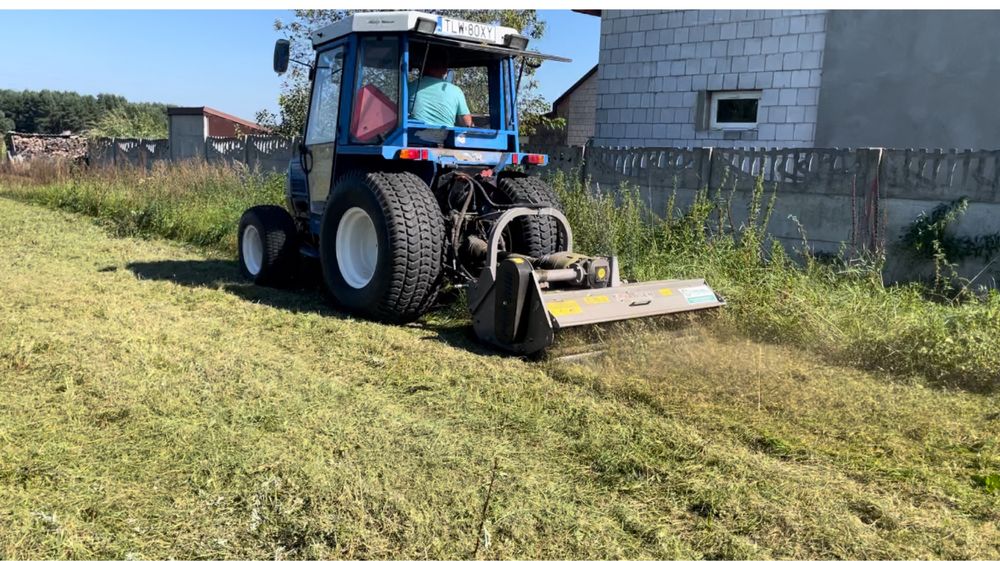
[6,132,89,162]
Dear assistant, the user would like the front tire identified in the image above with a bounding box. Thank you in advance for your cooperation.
[238,205,298,286]
[320,171,445,323]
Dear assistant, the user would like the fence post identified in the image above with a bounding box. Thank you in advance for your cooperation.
[701,146,714,189]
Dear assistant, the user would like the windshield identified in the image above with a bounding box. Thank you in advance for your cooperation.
[407,39,506,130]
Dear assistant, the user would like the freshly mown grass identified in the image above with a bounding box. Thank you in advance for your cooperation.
[551,171,1000,393]
[0,197,997,559]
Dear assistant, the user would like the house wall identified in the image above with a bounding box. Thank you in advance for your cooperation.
[815,10,1000,149]
[554,71,598,146]
[594,10,828,148]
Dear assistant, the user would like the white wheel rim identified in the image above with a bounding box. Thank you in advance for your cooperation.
[242,224,264,276]
[336,207,378,289]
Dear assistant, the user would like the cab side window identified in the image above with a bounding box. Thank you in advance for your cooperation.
[306,47,345,146]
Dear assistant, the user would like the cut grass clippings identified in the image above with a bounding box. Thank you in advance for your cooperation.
[0,197,997,558]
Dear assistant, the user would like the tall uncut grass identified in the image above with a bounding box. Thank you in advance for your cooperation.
[0,160,284,252]
[1,161,997,391]
[552,171,1000,393]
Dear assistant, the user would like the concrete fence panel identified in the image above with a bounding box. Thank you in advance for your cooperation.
[246,135,296,173]
[880,149,1000,285]
[586,145,708,234]
[880,148,1000,203]
[81,134,295,172]
[113,139,143,167]
[206,137,247,167]
[711,147,883,254]
[141,139,171,169]
[522,143,584,178]
[87,137,115,166]
[587,146,711,215]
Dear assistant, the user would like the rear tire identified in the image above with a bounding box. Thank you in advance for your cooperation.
[496,172,562,257]
[320,171,445,323]
[238,205,298,286]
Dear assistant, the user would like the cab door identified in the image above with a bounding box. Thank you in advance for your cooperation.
[303,44,345,215]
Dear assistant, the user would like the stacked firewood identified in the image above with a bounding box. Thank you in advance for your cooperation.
[6,132,89,162]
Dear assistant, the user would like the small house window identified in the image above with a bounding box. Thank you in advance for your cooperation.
[710,90,761,130]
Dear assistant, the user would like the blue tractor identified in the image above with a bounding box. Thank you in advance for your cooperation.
[238,12,723,354]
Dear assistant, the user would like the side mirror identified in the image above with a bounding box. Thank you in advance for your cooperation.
[273,39,290,75]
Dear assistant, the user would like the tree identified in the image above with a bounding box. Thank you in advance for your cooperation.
[0,110,14,134]
[87,105,169,138]
[258,10,552,137]
[0,89,169,136]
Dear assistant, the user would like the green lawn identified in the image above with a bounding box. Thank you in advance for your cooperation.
[0,197,997,559]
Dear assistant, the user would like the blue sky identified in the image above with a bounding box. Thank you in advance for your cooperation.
[0,10,599,120]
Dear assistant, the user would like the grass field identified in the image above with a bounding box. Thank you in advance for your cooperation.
[1,193,998,558]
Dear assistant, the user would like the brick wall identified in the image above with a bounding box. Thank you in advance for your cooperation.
[594,10,828,148]
[555,71,598,146]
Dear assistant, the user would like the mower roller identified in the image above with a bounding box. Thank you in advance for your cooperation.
[238,11,723,355]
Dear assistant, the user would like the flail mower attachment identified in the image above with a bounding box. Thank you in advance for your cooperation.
[468,207,725,355]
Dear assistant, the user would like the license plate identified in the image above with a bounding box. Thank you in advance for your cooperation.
[436,17,499,43]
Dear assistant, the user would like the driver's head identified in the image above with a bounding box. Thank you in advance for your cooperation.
[423,47,450,78]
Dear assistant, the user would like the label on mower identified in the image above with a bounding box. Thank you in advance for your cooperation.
[659,288,673,297]
[546,300,582,317]
[584,295,609,305]
[679,286,719,305]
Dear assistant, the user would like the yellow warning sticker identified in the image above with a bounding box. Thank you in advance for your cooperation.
[584,295,610,304]
[659,288,673,297]
[596,267,607,280]
[510,257,524,264]
[546,300,582,317]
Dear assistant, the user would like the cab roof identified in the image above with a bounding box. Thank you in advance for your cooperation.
[311,11,522,48]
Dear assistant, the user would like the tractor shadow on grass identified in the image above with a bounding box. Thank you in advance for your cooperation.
[126,259,340,317]
[122,259,500,356]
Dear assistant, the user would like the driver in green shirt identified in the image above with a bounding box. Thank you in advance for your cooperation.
[408,53,474,128]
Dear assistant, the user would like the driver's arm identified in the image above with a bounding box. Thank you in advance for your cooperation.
[456,89,473,127]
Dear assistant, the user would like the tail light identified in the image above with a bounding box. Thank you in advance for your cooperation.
[398,148,429,160]
[524,153,546,165]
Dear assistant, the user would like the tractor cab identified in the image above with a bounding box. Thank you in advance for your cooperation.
[274,11,568,223]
